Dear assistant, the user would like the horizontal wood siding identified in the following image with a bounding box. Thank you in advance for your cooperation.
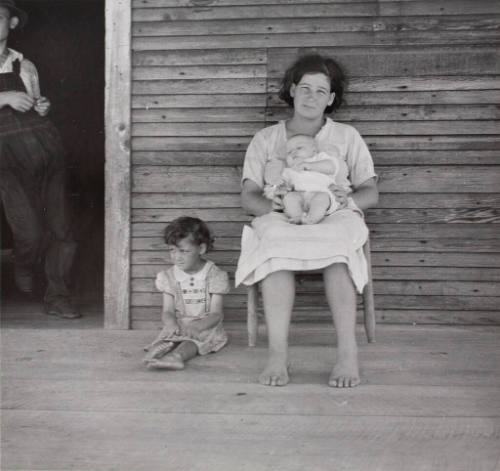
[130,0,500,328]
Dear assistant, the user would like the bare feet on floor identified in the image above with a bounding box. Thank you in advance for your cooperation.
[146,353,185,370]
[258,352,290,386]
[328,348,360,388]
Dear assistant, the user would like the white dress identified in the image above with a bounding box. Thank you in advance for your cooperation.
[235,118,377,293]
[145,260,230,355]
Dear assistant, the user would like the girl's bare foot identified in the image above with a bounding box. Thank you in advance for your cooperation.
[328,348,360,388]
[146,353,185,370]
[258,352,290,386]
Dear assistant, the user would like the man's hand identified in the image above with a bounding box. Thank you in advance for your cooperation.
[1,91,34,112]
[34,96,51,116]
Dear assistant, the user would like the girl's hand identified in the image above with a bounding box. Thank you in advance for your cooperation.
[34,96,51,116]
[163,318,181,337]
[329,184,349,209]
[181,321,203,340]
[3,91,34,112]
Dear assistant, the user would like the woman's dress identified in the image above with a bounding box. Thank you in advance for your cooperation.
[235,118,377,293]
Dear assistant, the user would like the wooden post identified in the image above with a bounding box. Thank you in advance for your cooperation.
[104,0,131,329]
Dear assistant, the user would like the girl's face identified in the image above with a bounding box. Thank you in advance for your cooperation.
[167,236,206,274]
[0,8,18,44]
[290,73,335,120]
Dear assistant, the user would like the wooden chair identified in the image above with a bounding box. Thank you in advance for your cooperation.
[246,237,375,347]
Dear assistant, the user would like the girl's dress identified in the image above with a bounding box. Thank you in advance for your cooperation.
[145,260,230,355]
[235,118,377,293]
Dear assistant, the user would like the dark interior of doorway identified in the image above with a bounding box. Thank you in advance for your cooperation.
[1,0,105,313]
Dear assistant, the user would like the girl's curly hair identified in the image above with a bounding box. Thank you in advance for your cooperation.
[164,217,214,251]
[278,53,346,114]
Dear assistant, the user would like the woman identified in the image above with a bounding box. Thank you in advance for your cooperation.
[235,54,378,387]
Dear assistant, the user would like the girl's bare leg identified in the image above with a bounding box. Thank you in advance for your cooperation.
[323,263,360,387]
[147,341,198,370]
[259,270,295,386]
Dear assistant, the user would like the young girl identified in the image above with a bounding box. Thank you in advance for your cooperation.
[143,217,231,370]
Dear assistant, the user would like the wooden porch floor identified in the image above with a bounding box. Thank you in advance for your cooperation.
[1,306,500,471]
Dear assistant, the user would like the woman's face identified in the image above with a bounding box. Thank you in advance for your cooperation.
[290,73,334,120]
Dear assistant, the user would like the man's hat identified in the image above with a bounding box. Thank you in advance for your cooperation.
[0,0,28,29]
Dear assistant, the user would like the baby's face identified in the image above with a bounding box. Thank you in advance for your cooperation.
[286,136,317,166]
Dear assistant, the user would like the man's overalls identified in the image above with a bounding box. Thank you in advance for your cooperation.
[0,58,76,303]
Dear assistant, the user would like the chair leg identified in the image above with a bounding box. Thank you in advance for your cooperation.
[247,284,259,347]
[362,238,376,343]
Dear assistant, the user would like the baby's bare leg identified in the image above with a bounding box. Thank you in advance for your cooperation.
[283,192,304,224]
[259,270,295,386]
[323,263,360,387]
[147,341,198,370]
[302,192,330,225]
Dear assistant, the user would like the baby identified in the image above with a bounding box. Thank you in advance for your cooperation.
[264,134,340,224]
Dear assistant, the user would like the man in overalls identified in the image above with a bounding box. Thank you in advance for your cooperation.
[0,0,79,318]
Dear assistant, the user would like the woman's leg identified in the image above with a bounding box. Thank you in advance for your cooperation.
[259,270,295,386]
[147,341,198,370]
[323,263,360,387]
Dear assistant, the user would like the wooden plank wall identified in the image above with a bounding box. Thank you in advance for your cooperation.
[129,0,500,329]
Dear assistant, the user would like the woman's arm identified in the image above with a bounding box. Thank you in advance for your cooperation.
[241,179,282,216]
[350,177,378,211]
[329,177,378,211]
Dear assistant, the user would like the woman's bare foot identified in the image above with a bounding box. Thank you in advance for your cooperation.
[146,353,185,370]
[258,352,290,386]
[328,348,360,388]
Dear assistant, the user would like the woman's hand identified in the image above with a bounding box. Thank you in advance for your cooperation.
[1,91,34,112]
[34,96,51,116]
[329,184,349,209]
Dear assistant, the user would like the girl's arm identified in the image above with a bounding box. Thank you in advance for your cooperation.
[161,293,180,334]
[181,294,225,338]
[241,179,283,216]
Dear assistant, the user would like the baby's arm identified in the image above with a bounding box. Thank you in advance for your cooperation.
[299,159,336,175]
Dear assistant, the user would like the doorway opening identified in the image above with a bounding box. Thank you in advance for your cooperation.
[1,0,105,326]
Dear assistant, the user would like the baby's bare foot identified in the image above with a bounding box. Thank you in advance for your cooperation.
[258,352,290,386]
[146,353,185,370]
[302,210,326,225]
[287,215,302,225]
[328,349,360,388]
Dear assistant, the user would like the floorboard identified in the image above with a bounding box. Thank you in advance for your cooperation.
[1,322,500,471]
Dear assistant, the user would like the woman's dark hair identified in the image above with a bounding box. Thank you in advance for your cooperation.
[278,54,345,114]
[164,217,214,251]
